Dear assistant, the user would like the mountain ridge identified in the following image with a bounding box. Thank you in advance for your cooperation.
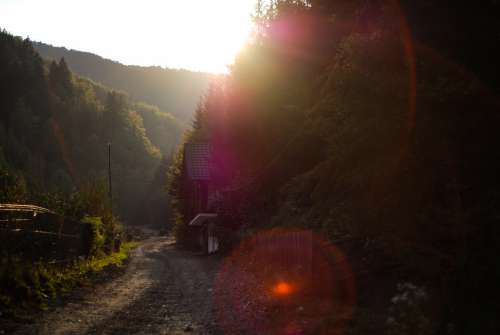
[33,41,212,124]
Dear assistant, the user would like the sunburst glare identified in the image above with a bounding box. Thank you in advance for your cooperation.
[0,0,256,73]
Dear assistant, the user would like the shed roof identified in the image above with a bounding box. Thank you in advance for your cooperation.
[188,213,218,226]
[184,142,211,180]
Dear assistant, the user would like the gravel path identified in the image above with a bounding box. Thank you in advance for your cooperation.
[14,237,222,335]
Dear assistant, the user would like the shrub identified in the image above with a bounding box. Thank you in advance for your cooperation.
[81,216,105,257]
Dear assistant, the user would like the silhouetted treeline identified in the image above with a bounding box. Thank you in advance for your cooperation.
[0,29,182,223]
[33,42,213,123]
[171,1,500,333]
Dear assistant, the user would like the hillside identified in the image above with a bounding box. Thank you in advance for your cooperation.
[33,42,212,124]
[0,30,181,223]
[170,1,500,333]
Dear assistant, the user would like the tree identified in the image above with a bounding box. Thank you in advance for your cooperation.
[103,91,126,141]
[49,57,73,99]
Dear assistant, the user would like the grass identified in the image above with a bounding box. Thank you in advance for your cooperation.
[76,241,139,274]
[0,241,139,315]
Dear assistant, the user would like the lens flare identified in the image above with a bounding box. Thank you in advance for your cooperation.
[273,281,293,296]
[214,229,356,335]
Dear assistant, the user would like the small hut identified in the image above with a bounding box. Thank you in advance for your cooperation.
[183,142,219,254]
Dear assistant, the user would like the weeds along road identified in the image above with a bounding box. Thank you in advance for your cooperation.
[15,237,222,335]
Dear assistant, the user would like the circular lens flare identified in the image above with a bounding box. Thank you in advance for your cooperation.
[214,229,356,335]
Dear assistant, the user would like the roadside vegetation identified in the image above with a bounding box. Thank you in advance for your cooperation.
[0,178,139,316]
[0,239,138,314]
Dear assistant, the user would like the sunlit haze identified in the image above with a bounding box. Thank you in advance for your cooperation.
[0,0,256,73]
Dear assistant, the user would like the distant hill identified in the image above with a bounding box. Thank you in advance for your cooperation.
[33,42,212,124]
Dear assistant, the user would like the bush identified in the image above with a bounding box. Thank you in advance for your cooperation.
[81,216,106,257]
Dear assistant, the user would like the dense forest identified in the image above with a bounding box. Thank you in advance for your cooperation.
[0,29,183,224]
[171,0,500,333]
[33,42,212,123]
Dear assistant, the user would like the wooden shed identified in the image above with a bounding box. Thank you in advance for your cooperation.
[183,142,219,254]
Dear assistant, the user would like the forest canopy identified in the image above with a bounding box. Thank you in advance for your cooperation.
[33,42,213,124]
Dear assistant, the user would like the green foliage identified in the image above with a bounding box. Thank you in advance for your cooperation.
[0,241,137,313]
[134,102,183,154]
[64,180,112,219]
[0,29,183,223]
[33,41,212,123]
[81,216,106,256]
[167,146,189,244]
[49,58,73,99]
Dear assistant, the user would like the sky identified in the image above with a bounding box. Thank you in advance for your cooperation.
[0,0,256,73]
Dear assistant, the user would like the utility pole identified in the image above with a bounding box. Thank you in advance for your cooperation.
[108,142,113,216]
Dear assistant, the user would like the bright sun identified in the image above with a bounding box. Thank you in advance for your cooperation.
[0,0,256,73]
[136,0,256,73]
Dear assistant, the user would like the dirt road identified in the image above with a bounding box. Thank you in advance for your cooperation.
[14,237,222,335]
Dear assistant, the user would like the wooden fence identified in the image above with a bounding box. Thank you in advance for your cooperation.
[0,204,90,263]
